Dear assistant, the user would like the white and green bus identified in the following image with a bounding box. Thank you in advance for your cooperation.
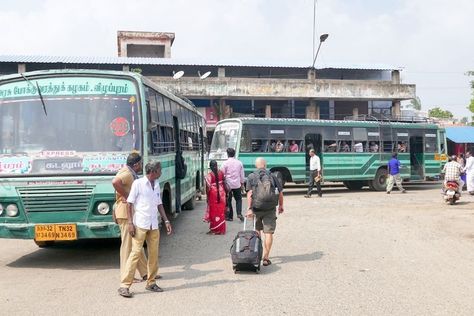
[210,118,445,191]
[0,69,205,246]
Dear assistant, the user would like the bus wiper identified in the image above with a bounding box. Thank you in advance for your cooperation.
[20,74,47,116]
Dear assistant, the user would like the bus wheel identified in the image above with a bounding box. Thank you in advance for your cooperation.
[273,171,285,187]
[34,240,54,248]
[182,193,196,210]
[343,181,364,190]
[371,168,388,191]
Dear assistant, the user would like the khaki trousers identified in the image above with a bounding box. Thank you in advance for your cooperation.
[117,219,147,278]
[120,227,160,288]
[386,173,404,192]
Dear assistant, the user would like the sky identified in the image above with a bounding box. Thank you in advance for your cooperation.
[1,0,473,118]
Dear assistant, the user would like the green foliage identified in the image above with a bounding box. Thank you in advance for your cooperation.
[428,107,453,119]
[407,96,422,110]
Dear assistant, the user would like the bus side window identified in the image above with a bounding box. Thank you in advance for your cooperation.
[324,140,337,152]
[353,141,366,152]
[252,139,263,152]
[339,141,351,152]
[369,141,380,152]
[383,141,394,152]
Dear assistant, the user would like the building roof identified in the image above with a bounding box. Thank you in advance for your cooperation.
[0,55,401,71]
[445,127,474,143]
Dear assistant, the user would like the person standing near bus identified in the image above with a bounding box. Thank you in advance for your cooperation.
[386,152,406,194]
[221,148,245,221]
[464,151,474,194]
[118,161,172,298]
[304,149,322,198]
[112,152,148,282]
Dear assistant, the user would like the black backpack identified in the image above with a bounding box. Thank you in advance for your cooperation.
[252,170,279,210]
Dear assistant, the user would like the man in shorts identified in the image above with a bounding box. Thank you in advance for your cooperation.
[245,157,284,267]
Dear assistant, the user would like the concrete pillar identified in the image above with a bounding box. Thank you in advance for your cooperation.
[392,70,400,84]
[352,107,359,119]
[18,63,26,73]
[306,100,317,119]
[218,99,226,120]
[392,101,401,118]
[265,105,272,118]
[218,67,226,78]
[307,69,316,80]
[122,65,130,72]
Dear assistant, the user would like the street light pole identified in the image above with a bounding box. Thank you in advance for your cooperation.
[311,33,329,69]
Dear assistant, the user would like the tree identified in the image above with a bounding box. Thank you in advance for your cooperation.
[428,107,453,119]
[407,96,422,110]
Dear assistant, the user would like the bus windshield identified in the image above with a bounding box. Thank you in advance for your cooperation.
[0,76,140,176]
[209,121,239,159]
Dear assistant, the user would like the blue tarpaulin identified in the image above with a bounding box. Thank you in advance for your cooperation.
[445,127,474,143]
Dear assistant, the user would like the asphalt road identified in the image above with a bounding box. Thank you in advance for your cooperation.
[2,183,474,315]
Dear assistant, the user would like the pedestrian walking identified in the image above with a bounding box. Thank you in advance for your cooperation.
[118,161,172,298]
[204,160,227,234]
[221,148,245,221]
[112,152,148,282]
[464,151,474,194]
[304,149,322,198]
[386,152,406,194]
[245,157,284,267]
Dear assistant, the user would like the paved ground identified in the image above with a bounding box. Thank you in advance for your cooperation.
[2,183,474,315]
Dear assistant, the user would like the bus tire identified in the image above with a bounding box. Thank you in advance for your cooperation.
[371,168,388,191]
[343,181,364,190]
[272,171,286,187]
[34,240,54,248]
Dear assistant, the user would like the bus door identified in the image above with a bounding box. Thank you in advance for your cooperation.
[410,136,424,179]
[173,116,182,212]
[305,133,322,177]
[379,122,393,162]
[199,126,205,190]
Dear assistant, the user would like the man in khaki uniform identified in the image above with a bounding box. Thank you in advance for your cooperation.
[112,152,147,280]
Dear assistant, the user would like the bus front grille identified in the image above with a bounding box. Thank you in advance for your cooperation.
[17,186,93,212]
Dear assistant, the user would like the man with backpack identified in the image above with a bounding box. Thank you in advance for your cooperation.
[245,157,284,267]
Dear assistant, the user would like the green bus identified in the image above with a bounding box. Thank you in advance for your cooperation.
[209,118,445,190]
[0,69,205,246]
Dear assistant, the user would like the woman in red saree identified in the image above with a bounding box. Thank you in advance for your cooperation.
[204,160,226,235]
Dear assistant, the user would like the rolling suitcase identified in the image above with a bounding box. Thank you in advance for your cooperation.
[230,216,263,273]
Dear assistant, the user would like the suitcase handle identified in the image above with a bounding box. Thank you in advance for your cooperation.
[243,215,257,231]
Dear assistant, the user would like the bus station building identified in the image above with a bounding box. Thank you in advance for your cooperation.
[0,31,416,139]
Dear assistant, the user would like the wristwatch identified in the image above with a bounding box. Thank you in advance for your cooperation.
[164,220,170,224]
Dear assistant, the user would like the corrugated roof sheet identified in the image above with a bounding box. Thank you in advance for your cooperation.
[445,127,474,143]
[0,55,401,71]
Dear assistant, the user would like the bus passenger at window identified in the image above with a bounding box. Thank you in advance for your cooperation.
[326,142,337,152]
[275,140,284,152]
[354,142,363,153]
[397,142,406,153]
[370,141,379,153]
[289,140,299,152]
[340,141,350,152]
[270,140,277,152]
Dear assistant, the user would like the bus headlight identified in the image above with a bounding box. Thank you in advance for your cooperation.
[6,204,18,217]
[0,204,3,216]
[97,202,110,215]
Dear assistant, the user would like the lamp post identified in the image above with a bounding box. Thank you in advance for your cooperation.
[311,33,329,69]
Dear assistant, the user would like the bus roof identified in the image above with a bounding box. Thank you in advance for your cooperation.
[0,69,203,117]
[218,117,439,129]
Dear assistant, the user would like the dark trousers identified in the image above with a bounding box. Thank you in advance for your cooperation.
[227,188,242,219]
[307,170,322,196]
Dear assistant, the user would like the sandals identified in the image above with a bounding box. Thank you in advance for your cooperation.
[142,274,162,280]
[262,259,272,266]
[118,287,132,298]
[145,284,164,292]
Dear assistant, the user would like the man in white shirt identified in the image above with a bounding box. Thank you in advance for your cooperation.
[304,149,322,198]
[118,161,172,298]
[464,151,474,194]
